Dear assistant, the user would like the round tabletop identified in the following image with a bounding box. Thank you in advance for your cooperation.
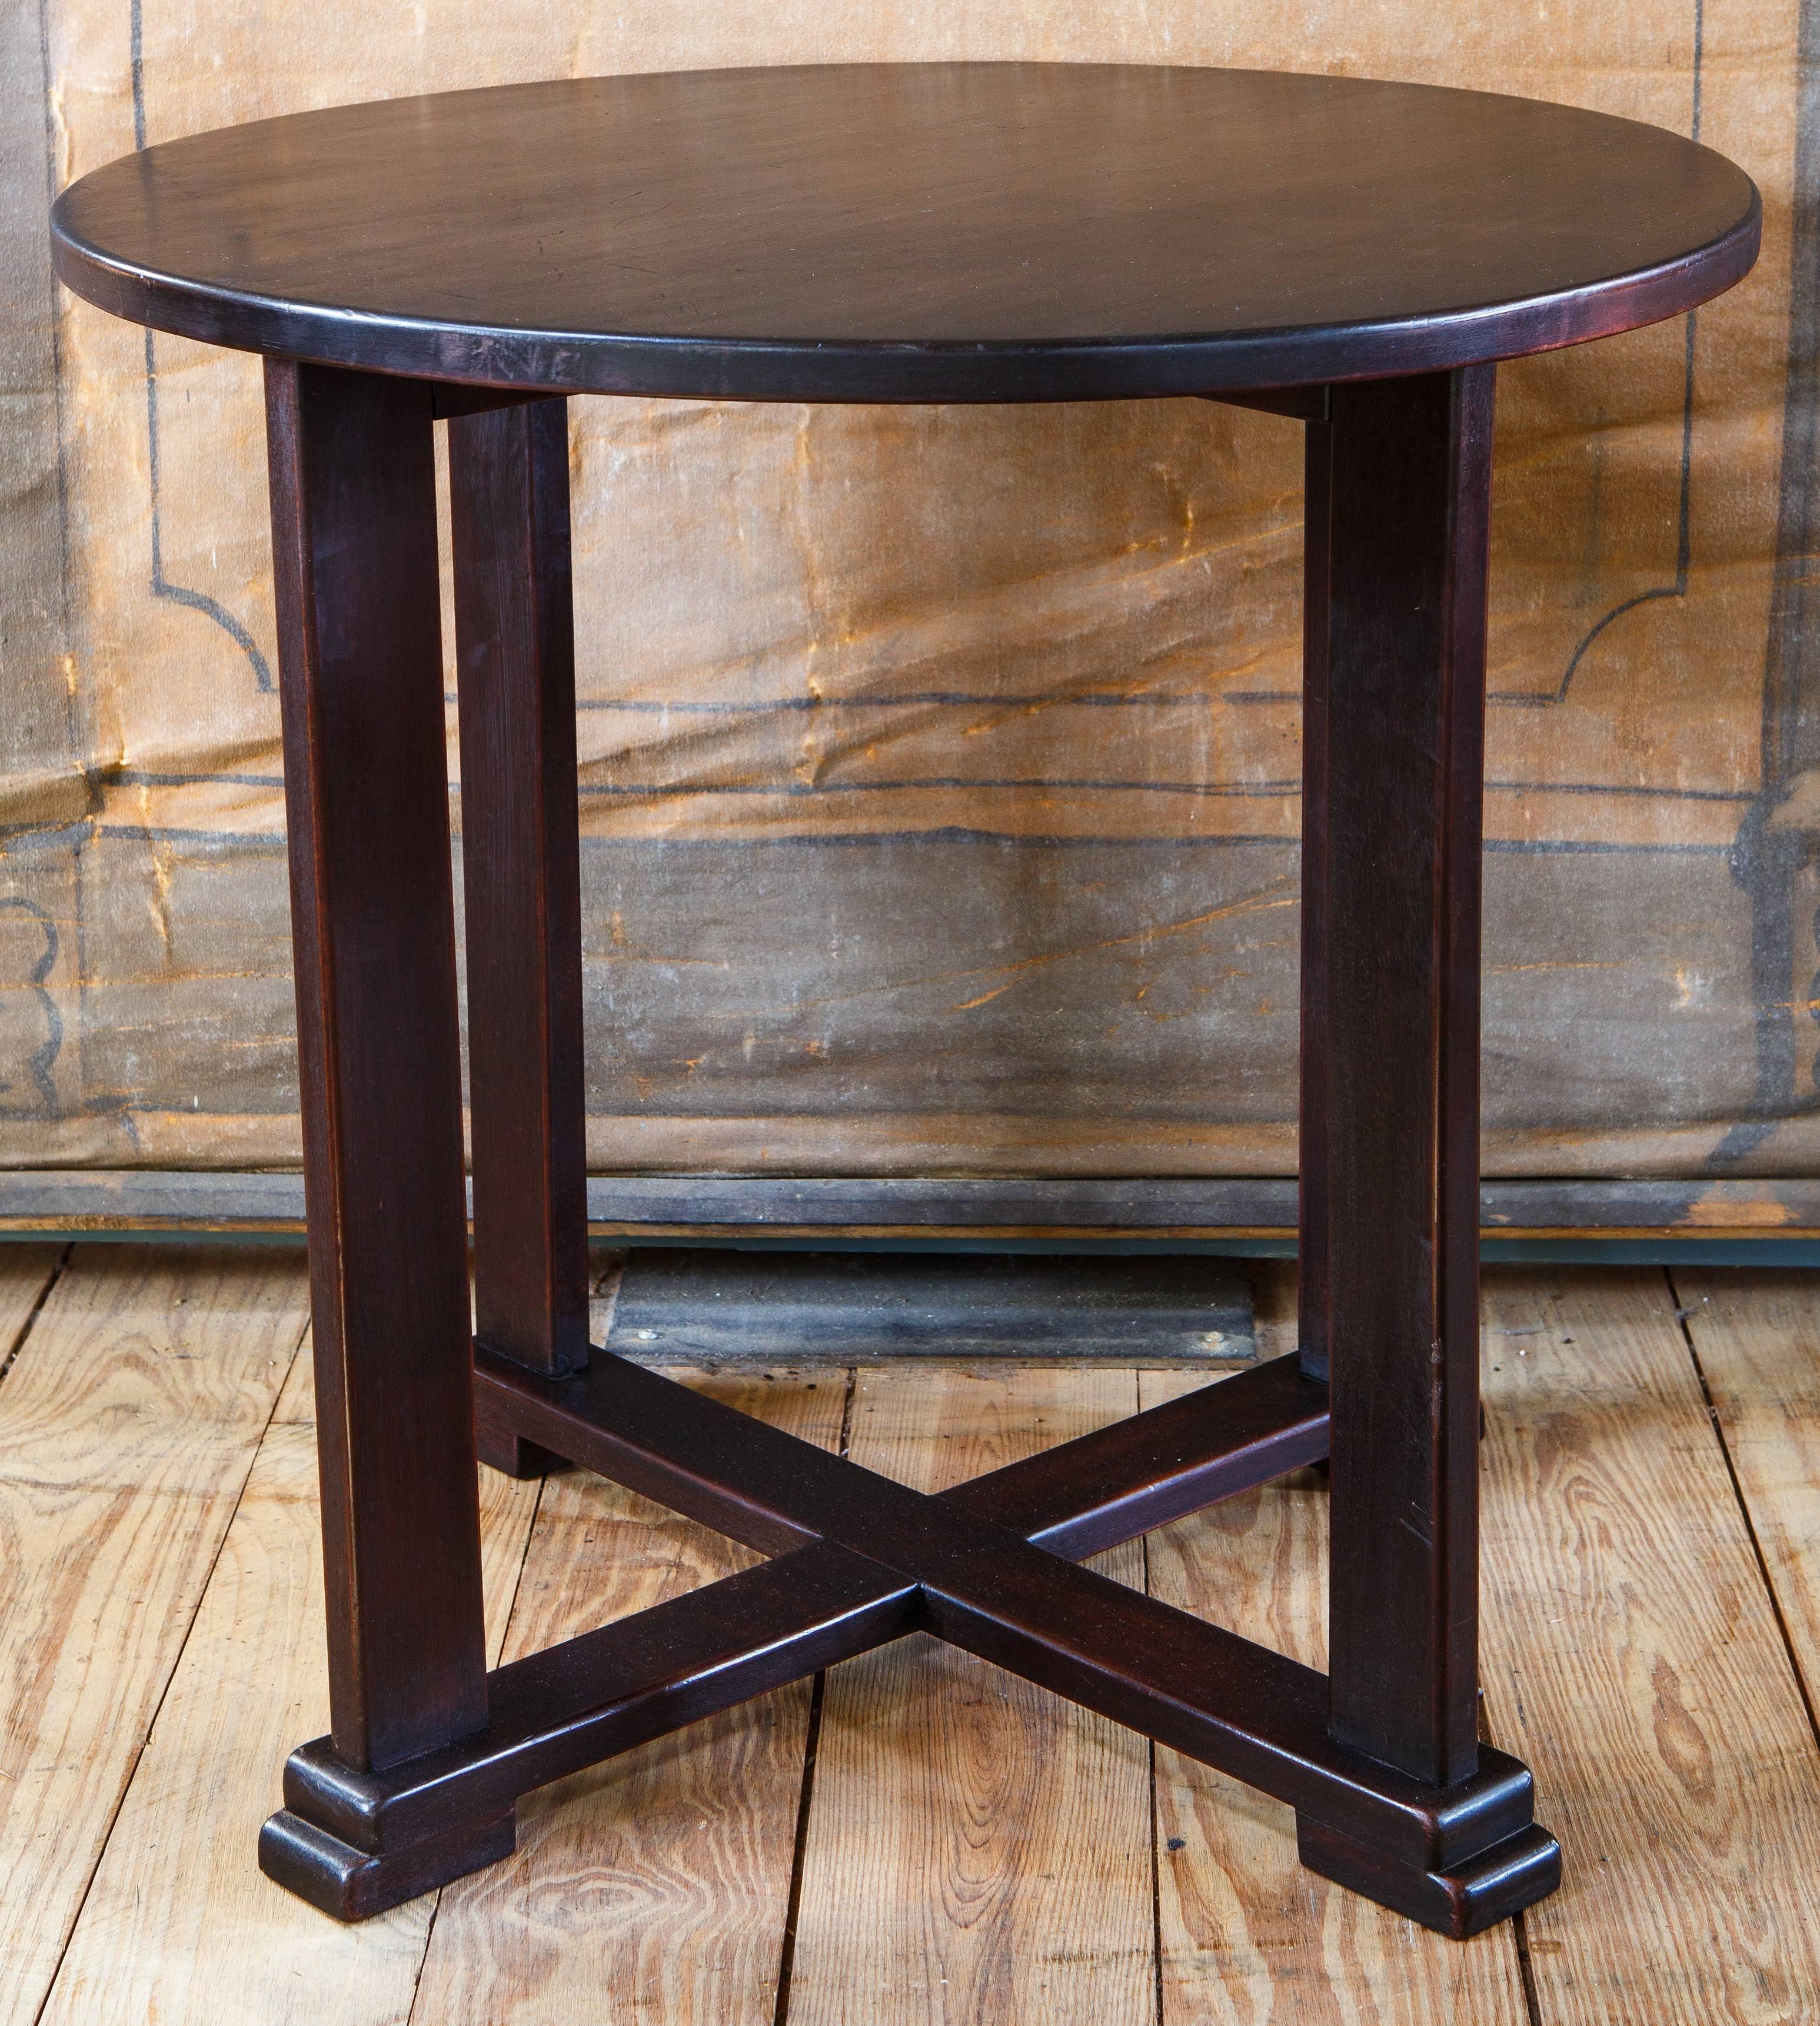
[51,63,1759,404]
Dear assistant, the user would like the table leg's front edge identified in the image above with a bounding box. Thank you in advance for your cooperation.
[1299,363,1560,1931]
[259,361,493,1902]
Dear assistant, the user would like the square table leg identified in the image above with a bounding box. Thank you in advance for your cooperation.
[255,361,508,1913]
[1297,365,1510,1902]
[447,395,590,1477]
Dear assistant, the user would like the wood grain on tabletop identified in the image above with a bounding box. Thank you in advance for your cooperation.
[411,1369,844,2026]
[1140,1368,1528,2026]
[1478,1268,1820,2025]
[50,65,1759,401]
[0,1247,310,2026]
[785,1365,1154,2026]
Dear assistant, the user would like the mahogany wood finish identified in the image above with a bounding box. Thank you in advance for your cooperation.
[449,397,589,1395]
[1317,368,1496,1791]
[264,1346,1549,1935]
[52,61,1761,1952]
[948,1350,1330,1556]
[52,66,1756,404]
[263,361,488,1773]
[1297,410,1334,1387]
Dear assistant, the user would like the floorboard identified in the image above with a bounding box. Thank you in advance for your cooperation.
[0,1247,311,2026]
[1673,1268,1820,1730]
[7,1258,1820,2022]
[35,1326,542,2026]
[1479,1267,1820,2024]
[786,1365,1156,2026]
[411,1369,847,2026]
[1140,1369,1530,2026]
[0,1244,61,1364]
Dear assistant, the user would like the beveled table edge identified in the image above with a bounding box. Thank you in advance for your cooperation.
[49,183,1760,405]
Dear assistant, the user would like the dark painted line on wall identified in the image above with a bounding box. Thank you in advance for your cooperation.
[0,817,1740,858]
[128,0,273,696]
[1710,0,1820,1169]
[1488,0,1706,710]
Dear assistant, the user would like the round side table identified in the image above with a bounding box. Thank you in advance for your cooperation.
[51,62,1759,1938]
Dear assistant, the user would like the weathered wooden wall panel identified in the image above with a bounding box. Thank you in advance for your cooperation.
[2,0,1816,1192]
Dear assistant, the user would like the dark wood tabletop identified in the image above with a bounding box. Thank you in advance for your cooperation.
[51,62,1760,403]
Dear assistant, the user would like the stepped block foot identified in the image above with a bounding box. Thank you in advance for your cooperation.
[1297,1813,1561,1938]
[259,1803,515,1921]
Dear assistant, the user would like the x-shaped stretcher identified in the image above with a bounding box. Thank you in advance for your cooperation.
[264,1344,1555,1935]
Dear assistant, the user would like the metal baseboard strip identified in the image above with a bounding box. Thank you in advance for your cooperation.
[0,1169,1816,1260]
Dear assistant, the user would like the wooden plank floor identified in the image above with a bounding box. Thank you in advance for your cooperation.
[3,1248,1818,2023]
